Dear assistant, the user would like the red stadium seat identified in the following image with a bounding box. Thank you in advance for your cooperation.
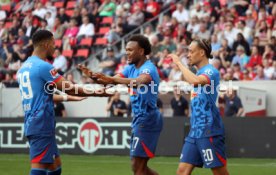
[14,3,21,11]
[1,4,11,12]
[55,40,62,48]
[65,10,74,17]
[66,1,76,9]
[75,49,89,58]
[62,50,73,58]
[98,27,110,35]
[79,38,93,47]
[4,22,12,29]
[94,38,108,45]
[54,2,64,8]
[101,17,113,25]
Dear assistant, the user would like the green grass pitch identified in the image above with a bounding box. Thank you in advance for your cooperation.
[1,154,276,175]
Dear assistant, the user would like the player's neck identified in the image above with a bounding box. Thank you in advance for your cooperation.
[196,58,209,69]
[135,56,147,68]
[32,48,47,61]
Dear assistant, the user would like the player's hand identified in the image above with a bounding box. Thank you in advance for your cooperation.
[68,95,87,101]
[168,54,181,65]
[77,64,93,78]
[92,73,114,85]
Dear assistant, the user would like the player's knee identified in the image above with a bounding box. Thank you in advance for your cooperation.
[176,166,191,175]
[131,159,144,173]
[212,166,229,175]
[131,160,138,172]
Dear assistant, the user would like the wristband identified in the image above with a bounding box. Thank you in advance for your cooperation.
[63,95,68,101]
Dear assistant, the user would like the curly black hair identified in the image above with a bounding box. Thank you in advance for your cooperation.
[32,30,53,47]
[128,34,151,55]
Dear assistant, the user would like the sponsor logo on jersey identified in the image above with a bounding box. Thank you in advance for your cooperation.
[141,69,150,75]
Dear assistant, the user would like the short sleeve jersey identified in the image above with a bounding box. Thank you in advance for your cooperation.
[189,64,225,138]
[120,60,162,131]
[17,56,62,136]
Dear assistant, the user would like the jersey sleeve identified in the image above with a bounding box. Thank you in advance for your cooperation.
[200,67,218,85]
[39,62,62,83]
[138,64,154,80]
[119,65,131,78]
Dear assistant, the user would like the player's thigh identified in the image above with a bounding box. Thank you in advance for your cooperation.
[180,137,203,167]
[48,156,62,171]
[130,130,161,158]
[28,135,60,169]
[31,157,62,171]
[197,135,227,169]
[211,165,229,175]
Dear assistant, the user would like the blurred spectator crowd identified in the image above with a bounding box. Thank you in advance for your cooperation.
[0,0,275,88]
[147,0,276,82]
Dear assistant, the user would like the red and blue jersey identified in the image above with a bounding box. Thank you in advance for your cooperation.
[120,60,162,132]
[189,64,225,138]
[17,56,62,136]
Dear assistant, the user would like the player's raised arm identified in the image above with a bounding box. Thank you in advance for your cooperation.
[169,39,213,86]
[169,54,209,86]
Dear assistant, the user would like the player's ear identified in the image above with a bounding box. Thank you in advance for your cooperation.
[200,49,205,57]
[42,40,49,50]
[139,48,144,56]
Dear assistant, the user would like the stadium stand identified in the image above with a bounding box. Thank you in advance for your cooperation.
[0,0,275,86]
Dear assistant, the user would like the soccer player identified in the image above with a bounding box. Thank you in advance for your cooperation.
[17,30,111,175]
[168,39,229,175]
[79,35,163,175]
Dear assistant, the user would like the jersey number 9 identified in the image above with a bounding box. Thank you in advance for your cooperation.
[18,72,33,100]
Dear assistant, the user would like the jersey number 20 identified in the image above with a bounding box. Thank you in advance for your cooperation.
[18,72,33,99]
[202,149,214,162]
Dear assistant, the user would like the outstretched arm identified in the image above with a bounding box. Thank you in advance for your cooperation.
[78,64,152,87]
[53,94,87,102]
[92,72,152,87]
[54,77,113,97]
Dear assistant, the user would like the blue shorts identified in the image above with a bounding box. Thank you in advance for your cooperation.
[180,136,227,168]
[130,130,161,158]
[27,135,59,164]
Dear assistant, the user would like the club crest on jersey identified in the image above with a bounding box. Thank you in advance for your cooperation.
[204,69,213,76]
[141,69,150,75]
[50,68,59,78]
